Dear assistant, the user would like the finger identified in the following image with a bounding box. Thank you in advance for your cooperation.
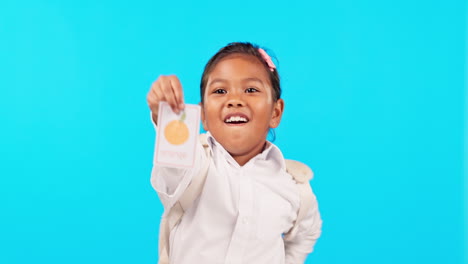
[147,92,159,109]
[152,83,166,112]
[147,95,160,124]
[169,76,185,110]
[147,84,158,110]
[161,78,179,113]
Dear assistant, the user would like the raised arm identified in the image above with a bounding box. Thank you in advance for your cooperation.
[147,75,205,211]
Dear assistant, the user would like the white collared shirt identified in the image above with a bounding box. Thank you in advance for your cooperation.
[151,131,322,264]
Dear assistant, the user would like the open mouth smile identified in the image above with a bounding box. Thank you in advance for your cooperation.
[224,113,249,125]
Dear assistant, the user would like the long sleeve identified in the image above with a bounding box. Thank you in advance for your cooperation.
[284,188,322,264]
[149,112,206,212]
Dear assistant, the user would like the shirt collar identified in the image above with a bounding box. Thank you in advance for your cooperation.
[205,132,286,170]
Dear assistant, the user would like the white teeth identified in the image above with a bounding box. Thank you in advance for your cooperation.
[225,116,247,123]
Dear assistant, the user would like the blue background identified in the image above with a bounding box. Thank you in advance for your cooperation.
[0,0,466,263]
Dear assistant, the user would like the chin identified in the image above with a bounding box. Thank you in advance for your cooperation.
[219,138,247,152]
[210,128,268,153]
[223,137,267,156]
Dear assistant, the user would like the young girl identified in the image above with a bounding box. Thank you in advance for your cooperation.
[147,42,322,264]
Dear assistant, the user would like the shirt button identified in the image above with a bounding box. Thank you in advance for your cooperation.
[242,217,248,224]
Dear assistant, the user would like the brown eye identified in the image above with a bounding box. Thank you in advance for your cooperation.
[245,87,258,93]
[213,89,227,94]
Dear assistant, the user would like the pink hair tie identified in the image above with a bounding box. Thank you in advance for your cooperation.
[258,48,276,72]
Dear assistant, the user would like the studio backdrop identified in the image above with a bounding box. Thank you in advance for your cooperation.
[0,0,466,263]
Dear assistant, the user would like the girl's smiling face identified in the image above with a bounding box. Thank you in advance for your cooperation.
[201,54,284,166]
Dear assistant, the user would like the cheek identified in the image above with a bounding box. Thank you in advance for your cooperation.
[256,100,274,116]
[202,103,219,124]
[201,107,212,131]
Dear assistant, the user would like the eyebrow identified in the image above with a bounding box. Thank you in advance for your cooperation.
[208,77,264,86]
[207,78,227,86]
[242,77,264,84]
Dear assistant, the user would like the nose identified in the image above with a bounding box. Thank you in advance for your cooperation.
[226,92,245,108]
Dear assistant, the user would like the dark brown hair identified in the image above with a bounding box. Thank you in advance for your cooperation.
[200,42,281,104]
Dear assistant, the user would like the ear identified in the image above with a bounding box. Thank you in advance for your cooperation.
[200,102,209,131]
[269,99,284,128]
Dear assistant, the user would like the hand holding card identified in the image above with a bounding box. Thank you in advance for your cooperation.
[155,102,201,168]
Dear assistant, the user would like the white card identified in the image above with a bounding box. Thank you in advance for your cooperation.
[155,102,201,168]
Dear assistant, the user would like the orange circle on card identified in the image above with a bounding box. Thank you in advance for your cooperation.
[164,120,189,145]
